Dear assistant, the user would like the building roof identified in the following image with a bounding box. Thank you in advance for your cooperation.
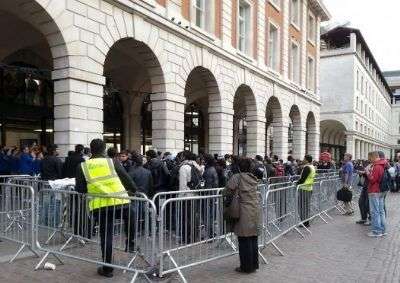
[309,0,331,22]
[383,70,400,77]
[321,26,392,96]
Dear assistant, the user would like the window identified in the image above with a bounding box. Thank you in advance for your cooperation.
[290,41,300,84]
[355,121,358,131]
[397,139,400,145]
[356,96,359,110]
[291,0,300,27]
[361,76,364,94]
[356,70,359,90]
[306,56,315,90]
[193,0,205,28]
[307,13,316,43]
[268,23,279,71]
[238,0,251,54]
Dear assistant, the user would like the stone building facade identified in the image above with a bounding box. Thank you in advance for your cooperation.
[385,71,400,155]
[320,27,392,161]
[0,0,330,159]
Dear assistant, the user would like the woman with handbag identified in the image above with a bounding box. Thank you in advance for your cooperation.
[223,157,261,274]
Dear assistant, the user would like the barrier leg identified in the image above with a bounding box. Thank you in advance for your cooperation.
[270,241,285,256]
[9,244,39,263]
[258,250,268,264]
[299,223,312,235]
[293,227,306,238]
[129,271,139,283]
[166,251,187,283]
[318,214,329,224]
[34,251,64,270]
[323,211,333,220]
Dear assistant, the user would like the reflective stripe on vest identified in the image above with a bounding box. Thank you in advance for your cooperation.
[81,158,129,211]
[301,165,316,191]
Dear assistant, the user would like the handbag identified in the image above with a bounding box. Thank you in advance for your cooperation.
[225,176,241,221]
[337,187,353,202]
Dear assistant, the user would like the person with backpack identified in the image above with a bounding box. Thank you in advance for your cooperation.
[275,159,285,177]
[144,149,170,194]
[179,151,203,191]
[341,153,354,215]
[253,155,267,181]
[366,151,387,237]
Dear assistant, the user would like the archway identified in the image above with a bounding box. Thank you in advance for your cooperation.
[103,38,164,153]
[233,85,257,156]
[184,67,219,154]
[265,97,284,158]
[0,2,59,148]
[289,105,303,159]
[320,119,347,162]
[306,112,319,160]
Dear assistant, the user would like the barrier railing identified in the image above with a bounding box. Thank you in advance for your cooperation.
[0,175,343,282]
[34,189,157,282]
[0,182,39,262]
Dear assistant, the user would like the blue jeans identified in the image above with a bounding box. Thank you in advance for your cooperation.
[368,193,386,234]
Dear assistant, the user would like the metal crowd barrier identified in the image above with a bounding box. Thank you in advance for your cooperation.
[0,182,39,262]
[34,189,157,282]
[0,175,343,282]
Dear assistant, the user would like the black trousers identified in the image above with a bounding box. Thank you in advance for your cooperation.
[298,190,312,227]
[238,236,259,272]
[93,205,135,273]
[358,188,370,221]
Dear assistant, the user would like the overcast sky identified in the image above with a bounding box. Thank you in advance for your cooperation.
[323,0,400,72]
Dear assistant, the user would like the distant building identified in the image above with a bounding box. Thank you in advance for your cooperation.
[319,26,392,161]
[384,70,400,155]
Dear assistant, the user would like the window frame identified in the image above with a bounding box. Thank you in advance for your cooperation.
[267,20,280,72]
[190,0,216,36]
[269,0,281,10]
[237,0,252,55]
[290,0,301,29]
[289,40,300,84]
[193,0,206,29]
[306,55,315,91]
[307,11,316,44]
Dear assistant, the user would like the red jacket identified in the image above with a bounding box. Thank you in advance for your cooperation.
[367,159,386,193]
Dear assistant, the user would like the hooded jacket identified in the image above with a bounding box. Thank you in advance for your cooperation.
[223,172,261,237]
[367,159,386,194]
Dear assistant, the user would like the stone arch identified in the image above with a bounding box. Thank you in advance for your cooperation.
[103,37,166,152]
[289,105,304,159]
[320,119,347,161]
[233,84,262,156]
[184,66,220,153]
[0,0,71,149]
[306,111,317,156]
[265,96,285,159]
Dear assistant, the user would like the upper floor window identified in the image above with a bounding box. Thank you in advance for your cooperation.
[306,56,315,91]
[356,69,360,90]
[238,0,251,54]
[192,0,215,33]
[290,41,300,84]
[291,0,301,27]
[268,22,280,71]
[307,13,316,43]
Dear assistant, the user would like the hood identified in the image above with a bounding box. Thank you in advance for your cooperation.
[239,172,258,187]
[374,159,387,167]
[182,160,202,170]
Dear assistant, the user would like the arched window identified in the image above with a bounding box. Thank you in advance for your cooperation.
[103,79,123,150]
[184,103,204,154]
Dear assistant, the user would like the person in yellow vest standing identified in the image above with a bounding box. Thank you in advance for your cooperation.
[296,155,316,228]
[76,139,137,278]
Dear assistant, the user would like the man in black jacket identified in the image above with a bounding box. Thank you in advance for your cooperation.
[62,144,85,178]
[40,144,63,180]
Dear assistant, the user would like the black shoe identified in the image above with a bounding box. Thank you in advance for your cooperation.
[356,220,366,224]
[235,267,255,274]
[97,267,113,278]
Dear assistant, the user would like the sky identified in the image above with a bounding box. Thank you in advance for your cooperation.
[323,0,400,72]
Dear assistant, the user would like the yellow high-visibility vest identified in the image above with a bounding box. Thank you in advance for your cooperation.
[300,165,316,191]
[81,158,129,211]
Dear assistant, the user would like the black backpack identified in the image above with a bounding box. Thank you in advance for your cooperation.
[380,168,393,193]
[188,164,203,190]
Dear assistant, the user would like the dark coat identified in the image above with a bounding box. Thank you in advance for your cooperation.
[40,155,63,180]
[128,165,153,197]
[62,152,85,178]
[223,173,261,237]
[203,165,219,189]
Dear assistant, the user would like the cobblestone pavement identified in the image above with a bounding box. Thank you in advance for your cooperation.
[1,193,400,283]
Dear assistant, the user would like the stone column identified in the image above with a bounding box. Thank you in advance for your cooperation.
[208,105,234,156]
[307,128,320,161]
[292,125,307,160]
[355,139,360,160]
[151,93,185,154]
[345,134,355,158]
[246,115,266,158]
[272,119,289,160]
[53,74,105,156]
[360,141,365,160]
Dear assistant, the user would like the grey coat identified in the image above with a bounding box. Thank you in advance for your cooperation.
[223,172,261,237]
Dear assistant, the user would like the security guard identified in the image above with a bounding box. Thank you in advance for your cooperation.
[297,154,316,227]
[76,139,137,278]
